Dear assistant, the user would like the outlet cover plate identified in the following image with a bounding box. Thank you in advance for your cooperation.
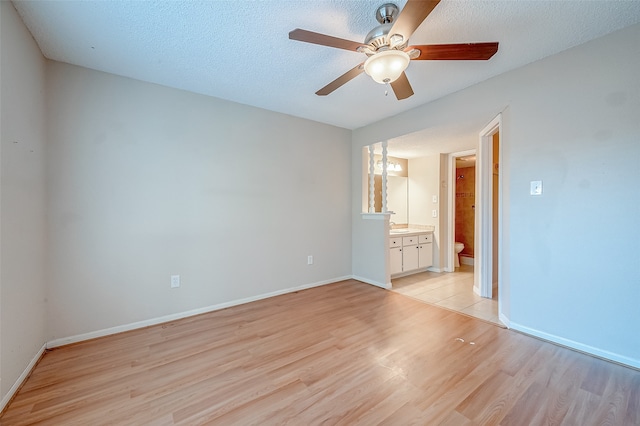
[171,275,180,288]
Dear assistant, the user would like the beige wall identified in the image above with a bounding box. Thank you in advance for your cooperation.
[1,2,353,403]
[45,62,353,341]
[353,23,640,367]
[0,1,48,401]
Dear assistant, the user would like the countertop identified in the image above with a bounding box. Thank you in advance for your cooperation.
[389,228,433,237]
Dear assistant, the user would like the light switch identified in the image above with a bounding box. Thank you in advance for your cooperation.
[432,195,438,203]
[530,180,543,196]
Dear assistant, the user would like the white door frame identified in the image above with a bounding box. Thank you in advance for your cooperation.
[446,149,475,273]
[476,114,502,298]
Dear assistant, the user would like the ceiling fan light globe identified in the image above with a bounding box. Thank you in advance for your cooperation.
[363,49,410,84]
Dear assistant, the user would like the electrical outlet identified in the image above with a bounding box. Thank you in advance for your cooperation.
[171,275,180,288]
[307,255,313,265]
[432,209,438,218]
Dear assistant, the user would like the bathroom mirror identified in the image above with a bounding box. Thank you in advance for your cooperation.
[388,176,408,224]
[368,175,408,224]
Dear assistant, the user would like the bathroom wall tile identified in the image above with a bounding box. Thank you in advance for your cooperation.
[455,166,475,257]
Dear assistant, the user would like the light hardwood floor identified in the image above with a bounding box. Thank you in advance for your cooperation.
[391,265,502,326]
[1,280,638,425]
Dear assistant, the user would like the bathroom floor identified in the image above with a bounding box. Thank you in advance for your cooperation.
[390,265,503,327]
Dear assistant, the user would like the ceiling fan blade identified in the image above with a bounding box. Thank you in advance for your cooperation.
[389,0,440,42]
[409,42,499,60]
[390,72,414,100]
[316,63,365,96]
[289,28,365,52]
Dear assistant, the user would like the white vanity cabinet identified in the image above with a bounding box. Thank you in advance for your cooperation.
[389,231,433,276]
[402,236,420,271]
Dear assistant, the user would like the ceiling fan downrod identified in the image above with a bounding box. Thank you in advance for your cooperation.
[375,3,399,24]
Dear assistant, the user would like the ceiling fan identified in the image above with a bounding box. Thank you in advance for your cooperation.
[289,0,499,100]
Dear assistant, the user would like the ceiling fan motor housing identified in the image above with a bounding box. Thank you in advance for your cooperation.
[364,4,407,53]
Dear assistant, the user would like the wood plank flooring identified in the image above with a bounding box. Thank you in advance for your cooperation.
[1,279,638,425]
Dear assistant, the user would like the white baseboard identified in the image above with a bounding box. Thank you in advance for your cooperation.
[499,312,510,328]
[7,282,637,414]
[510,321,639,370]
[1,343,46,413]
[389,266,435,280]
[460,256,475,266]
[351,275,391,289]
[47,276,350,349]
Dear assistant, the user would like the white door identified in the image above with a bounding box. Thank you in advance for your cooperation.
[403,245,419,271]
[390,247,403,275]
[419,244,433,269]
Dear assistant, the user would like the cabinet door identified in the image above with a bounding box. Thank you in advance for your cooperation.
[390,247,403,275]
[419,243,433,269]
[403,245,419,271]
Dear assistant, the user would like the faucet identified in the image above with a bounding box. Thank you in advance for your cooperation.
[389,221,396,230]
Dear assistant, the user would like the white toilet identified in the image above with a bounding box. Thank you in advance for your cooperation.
[454,242,465,268]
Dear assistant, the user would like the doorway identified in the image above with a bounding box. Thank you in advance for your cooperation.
[476,115,501,300]
[454,155,476,269]
[447,149,475,274]
[446,115,501,300]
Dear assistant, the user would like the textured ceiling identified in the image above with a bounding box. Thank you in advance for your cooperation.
[12,0,640,155]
